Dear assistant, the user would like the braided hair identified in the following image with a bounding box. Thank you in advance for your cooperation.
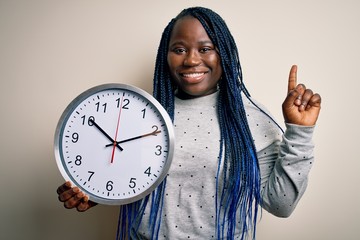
[118,7,262,240]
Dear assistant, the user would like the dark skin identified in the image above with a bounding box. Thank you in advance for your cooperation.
[56,17,321,212]
[283,65,321,126]
[167,16,222,99]
[57,181,97,211]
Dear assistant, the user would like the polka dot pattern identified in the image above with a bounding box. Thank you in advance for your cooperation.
[158,93,221,239]
[137,92,316,238]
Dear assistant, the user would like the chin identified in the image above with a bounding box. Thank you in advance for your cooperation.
[178,88,216,99]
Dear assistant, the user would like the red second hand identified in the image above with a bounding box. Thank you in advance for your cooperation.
[111,96,123,163]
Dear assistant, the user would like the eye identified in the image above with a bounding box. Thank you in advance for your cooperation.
[172,48,186,54]
[199,47,212,53]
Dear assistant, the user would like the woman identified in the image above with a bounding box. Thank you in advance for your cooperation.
[57,7,321,240]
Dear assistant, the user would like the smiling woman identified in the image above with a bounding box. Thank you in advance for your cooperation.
[56,6,321,240]
[2,0,359,239]
[167,16,222,99]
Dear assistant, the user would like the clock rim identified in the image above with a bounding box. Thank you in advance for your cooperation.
[54,83,175,205]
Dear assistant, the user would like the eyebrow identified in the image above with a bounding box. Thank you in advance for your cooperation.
[169,40,214,47]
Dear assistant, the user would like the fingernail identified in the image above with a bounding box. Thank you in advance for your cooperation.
[73,187,79,193]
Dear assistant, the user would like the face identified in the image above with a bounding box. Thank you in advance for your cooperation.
[167,16,222,99]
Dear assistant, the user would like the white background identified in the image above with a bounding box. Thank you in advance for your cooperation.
[0,0,359,239]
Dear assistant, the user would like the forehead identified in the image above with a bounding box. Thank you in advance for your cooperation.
[169,16,211,43]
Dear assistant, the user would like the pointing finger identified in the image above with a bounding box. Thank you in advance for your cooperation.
[288,65,298,93]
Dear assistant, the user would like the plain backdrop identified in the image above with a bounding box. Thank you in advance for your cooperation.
[1,0,359,239]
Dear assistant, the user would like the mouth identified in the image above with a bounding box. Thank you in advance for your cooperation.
[179,72,206,83]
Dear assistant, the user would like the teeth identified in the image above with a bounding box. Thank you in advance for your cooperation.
[182,73,204,77]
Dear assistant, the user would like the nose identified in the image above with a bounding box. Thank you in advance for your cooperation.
[183,50,201,66]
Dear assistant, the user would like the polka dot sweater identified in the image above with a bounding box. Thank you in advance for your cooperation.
[137,91,315,239]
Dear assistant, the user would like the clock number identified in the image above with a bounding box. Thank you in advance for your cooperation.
[116,98,130,109]
[95,102,107,113]
[88,116,95,126]
[129,178,137,188]
[81,115,95,126]
[144,167,151,177]
[155,145,162,156]
[141,108,146,119]
[75,155,82,166]
[106,181,114,191]
[122,99,130,109]
[71,132,79,143]
[88,171,95,181]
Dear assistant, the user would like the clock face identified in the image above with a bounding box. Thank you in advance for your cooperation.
[54,84,174,205]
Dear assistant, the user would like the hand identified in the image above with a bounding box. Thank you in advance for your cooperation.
[57,181,97,212]
[89,119,123,151]
[282,65,321,126]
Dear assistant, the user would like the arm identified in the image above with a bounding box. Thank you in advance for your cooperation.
[249,65,321,217]
[258,123,315,217]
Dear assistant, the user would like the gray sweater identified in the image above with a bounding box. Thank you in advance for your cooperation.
[137,91,315,239]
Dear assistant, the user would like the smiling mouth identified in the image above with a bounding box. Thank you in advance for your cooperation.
[180,72,205,78]
[179,72,206,84]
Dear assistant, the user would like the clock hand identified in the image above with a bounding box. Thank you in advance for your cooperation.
[105,129,161,147]
[88,119,123,151]
[111,96,124,163]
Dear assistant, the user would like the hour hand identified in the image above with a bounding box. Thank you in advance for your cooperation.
[105,128,161,147]
[88,119,123,151]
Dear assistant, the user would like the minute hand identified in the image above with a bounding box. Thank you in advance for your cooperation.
[105,130,161,147]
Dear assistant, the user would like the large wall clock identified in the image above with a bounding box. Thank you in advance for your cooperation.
[54,83,174,205]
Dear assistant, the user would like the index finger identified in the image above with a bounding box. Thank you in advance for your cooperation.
[288,65,298,93]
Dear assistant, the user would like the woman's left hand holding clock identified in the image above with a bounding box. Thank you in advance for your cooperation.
[57,181,98,212]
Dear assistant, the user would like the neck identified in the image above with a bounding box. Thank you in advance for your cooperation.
[175,89,218,100]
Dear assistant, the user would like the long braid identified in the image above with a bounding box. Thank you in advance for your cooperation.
[153,18,176,119]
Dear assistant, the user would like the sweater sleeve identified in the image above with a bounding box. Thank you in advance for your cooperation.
[258,123,315,217]
[243,95,316,218]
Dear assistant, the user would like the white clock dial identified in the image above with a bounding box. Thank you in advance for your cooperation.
[54,84,174,205]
